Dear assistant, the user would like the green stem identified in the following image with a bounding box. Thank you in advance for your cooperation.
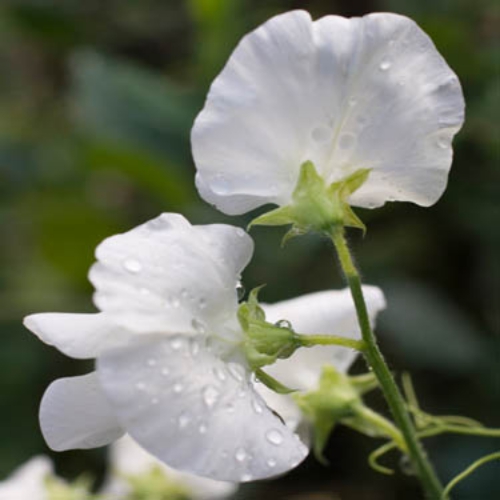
[297,333,366,351]
[331,228,445,500]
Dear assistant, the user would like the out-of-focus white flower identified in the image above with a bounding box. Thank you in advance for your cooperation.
[25,214,309,483]
[0,456,52,500]
[192,10,465,215]
[107,435,237,499]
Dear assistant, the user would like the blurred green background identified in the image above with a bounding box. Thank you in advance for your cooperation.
[0,0,498,499]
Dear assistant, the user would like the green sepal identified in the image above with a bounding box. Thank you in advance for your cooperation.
[46,475,95,500]
[350,372,380,395]
[238,287,301,371]
[248,161,370,237]
[122,466,190,500]
[255,368,296,394]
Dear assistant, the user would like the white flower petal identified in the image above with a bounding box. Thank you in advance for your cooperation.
[23,312,130,359]
[192,11,464,214]
[98,335,308,482]
[89,213,253,335]
[40,372,124,451]
[108,436,237,500]
[261,287,386,391]
[0,456,52,500]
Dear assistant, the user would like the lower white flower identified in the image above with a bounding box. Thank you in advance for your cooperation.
[0,456,52,500]
[107,435,237,499]
[25,213,308,483]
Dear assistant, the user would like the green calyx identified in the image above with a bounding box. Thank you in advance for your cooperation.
[45,475,95,500]
[249,161,370,242]
[238,287,301,393]
[122,467,191,500]
[293,366,401,463]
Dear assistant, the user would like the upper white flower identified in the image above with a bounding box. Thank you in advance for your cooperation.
[24,213,384,482]
[107,435,237,500]
[191,10,465,215]
[0,456,52,500]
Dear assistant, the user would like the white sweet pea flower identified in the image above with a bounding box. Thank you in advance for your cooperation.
[258,287,386,431]
[0,456,52,500]
[192,10,465,215]
[24,213,310,483]
[106,435,237,499]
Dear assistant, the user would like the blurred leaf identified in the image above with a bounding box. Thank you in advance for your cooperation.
[379,281,487,373]
[70,51,199,165]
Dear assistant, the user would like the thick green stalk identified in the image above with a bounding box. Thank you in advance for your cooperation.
[331,228,445,500]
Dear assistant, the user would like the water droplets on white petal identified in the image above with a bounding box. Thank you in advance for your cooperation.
[228,362,245,382]
[311,124,331,144]
[170,338,183,351]
[209,174,231,195]
[274,319,292,330]
[236,281,246,301]
[191,318,207,334]
[173,383,184,394]
[266,429,284,446]
[338,133,356,151]
[203,385,220,408]
[379,59,392,71]
[147,358,157,367]
[236,228,246,238]
[135,382,146,391]
[122,258,142,274]
[161,367,170,377]
[178,412,191,429]
[235,448,247,462]
[267,458,277,468]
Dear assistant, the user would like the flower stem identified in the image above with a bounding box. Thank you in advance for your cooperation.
[330,228,445,500]
[297,334,365,351]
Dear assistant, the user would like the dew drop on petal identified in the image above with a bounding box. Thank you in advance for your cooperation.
[213,367,226,381]
[161,367,170,377]
[151,397,159,405]
[235,448,247,462]
[199,423,208,434]
[311,124,331,144]
[147,358,157,367]
[240,473,253,482]
[191,318,207,334]
[436,137,448,149]
[338,133,356,150]
[173,383,184,394]
[178,412,191,429]
[236,281,246,301]
[198,297,207,310]
[170,338,183,351]
[135,382,146,391]
[379,59,391,71]
[209,174,231,195]
[236,228,246,238]
[203,385,219,408]
[226,403,235,413]
[267,458,276,468]
[266,429,284,446]
[252,399,264,414]
[228,362,245,382]
[123,258,142,274]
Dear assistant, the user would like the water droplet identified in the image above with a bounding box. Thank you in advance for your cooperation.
[199,423,207,434]
[267,458,276,468]
[228,363,245,382]
[379,59,391,71]
[236,281,246,301]
[191,318,206,334]
[135,382,146,391]
[178,412,191,429]
[203,385,219,407]
[226,403,235,413]
[274,319,292,330]
[311,124,331,144]
[190,339,200,357]
[170,338,183,350]
[398,79,405,87]
[139,287,150,296]
[173,383,184,394]
[252,400,264,414]
[240,473,253,482]
[266,429,284,446]
[151,397,159,405]
[198,297,207,310]
[123,258,142,274]
[209,174,231,195]
[180,288,189,299]
[161,367,170,377]
[235,448,247,462]
[213,367,227,381]
[171,297,180,308]
[236,228,246,238]
[338,133,356,150]
[147,358,157,367]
